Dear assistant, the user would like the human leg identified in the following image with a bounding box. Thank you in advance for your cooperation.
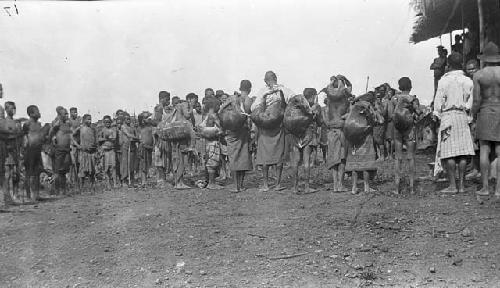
[477,141,491,196]
[440,157,458,193]
[351,171,358,195]
[495,143,500,197]
[458,156,467,193]
[273,163,285,191]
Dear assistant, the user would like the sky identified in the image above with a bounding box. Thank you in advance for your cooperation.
[0,0,446,122]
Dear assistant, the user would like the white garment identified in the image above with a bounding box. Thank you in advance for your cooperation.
[433,70,473,118]
[250,84,295,112]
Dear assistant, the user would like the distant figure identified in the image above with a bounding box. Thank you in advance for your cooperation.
[72,114,97,192]
[153,91,174,184]
[222,80,254,193]
[49,106,72,195]
[251,71,294,192]
[320,76,351,192]
[98,115,118,190]
[433,52,475,194]
[138,113,153,187]
[472,42,500,199]
[24,105,49,202]
[451,34,463,54]
[430,45,448,97]
[464,59,480,180]
[393,78,420,194]
[2,102,22,204]
[120,113,139,187]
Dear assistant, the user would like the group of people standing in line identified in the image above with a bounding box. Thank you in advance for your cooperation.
[2,42,500,207]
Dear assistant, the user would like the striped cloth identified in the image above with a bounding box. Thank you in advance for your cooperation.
[434,110,475,176]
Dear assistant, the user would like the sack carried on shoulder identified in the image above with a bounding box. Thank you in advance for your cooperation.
[283,94,313,137]
[393,98,414,133]
[343,102,373,146]
[251,100,285,129]
[199,126,221,141]
[219,103,247,132]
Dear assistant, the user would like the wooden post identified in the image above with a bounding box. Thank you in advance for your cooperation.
[449,31,453,50]
[365,76,369,93]
[478,0,485,67]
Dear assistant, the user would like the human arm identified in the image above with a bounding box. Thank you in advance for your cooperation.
[471,72,481,117]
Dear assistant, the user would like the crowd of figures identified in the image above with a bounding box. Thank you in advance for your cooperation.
[2,42,500,207]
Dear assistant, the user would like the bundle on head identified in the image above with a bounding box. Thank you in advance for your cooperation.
[393,97,414,133]
[250,90,285,129]
[283,94,313,137]
[326,82,351,102]
[343,100,374,147]
[218,100,247,132]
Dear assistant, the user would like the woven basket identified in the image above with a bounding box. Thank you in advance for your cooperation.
[160,122,191,141]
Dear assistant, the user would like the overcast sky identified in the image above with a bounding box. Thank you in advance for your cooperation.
[0,0,444,122]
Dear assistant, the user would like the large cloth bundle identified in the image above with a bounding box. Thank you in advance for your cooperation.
[251,99,285,130]
[218,102,247,132]
[283,94,313,137]
[343,101,373,147]
[394,96,414,134]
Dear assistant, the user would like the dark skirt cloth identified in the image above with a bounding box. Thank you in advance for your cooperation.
[255,126,285,166]
[24,146,43,176]
[476,104,500,142]
[78,150,96,177]
[120,144,137,180]
[226,127,253,172]
[139,145,153,173]
[345,134,377,173]
[373,124,386,145]
[53,146,71,175]
[385,121,394,140]
[326,128,347,169]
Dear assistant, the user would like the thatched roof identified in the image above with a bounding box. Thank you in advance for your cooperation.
[410,0,478,43]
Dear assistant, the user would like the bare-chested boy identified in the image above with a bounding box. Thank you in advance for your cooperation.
[72,114,97,192]
[23,105,50,202]
[318,76,350,192]
[472,42,500,199]
[0,102,23,204]
[68,107,81,185]
[49,107,72,195]
[120,113,139,187]
[98,116,118,190]
[138,113,153,186]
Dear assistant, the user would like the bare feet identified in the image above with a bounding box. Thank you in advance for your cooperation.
[273,185,286,192]
[304,187,318,194]
[440,186,458,194]
[351,188,359,195]
[337,186,348,193]
[175,182,191,190]
[364,187,376,193]
[258,185,270,192]
[475,187,489,196]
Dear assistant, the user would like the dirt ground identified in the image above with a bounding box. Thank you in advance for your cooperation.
[1,150,500,288]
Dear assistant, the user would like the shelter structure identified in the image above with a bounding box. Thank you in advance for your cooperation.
[411,0,500,66]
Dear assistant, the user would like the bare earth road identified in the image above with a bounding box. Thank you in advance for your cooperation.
[1,152,500,288]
